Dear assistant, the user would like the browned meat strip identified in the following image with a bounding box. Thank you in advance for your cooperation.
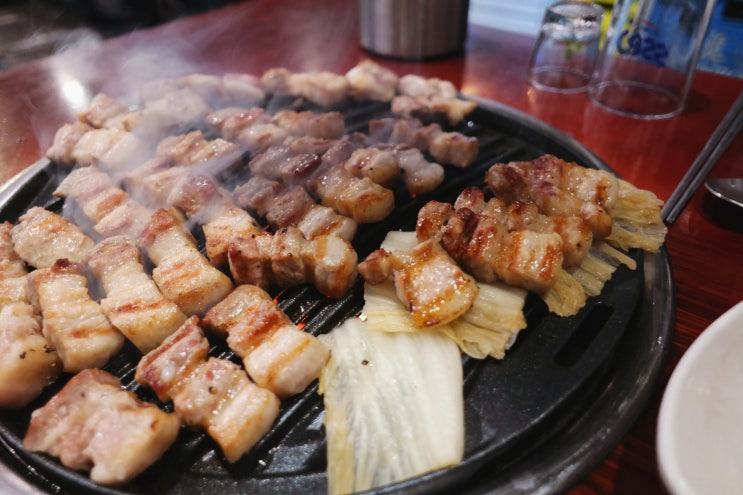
[135,316,280,462]
[202,285,330,398]
[28,259,125,373]
[23,368,180,485]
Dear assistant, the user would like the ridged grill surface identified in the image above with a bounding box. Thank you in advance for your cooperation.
[0,98,643,495]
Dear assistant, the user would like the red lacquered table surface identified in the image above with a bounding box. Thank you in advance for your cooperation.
[1,1,742,494]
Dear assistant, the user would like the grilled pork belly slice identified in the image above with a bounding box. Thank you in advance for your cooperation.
[391,146,445,196]
[205,106,267,140]
[0,301,61,407]
[391,94,477,128]
[393,74,476,126]
[228,226,358,299]
[0,221,27,279]
[453,187,593,268]
[71,127,149,174]
[202,285,331,398]
[155,130,242,167]
[312,166,395,224]
[345,60,399,102]
[11,207,95,269]
[0,223,61,408]
[88,236,188,353]
[233,177,358,241]
[23,368,180,485]
[54,166,128,224]
[79,93,131,129]
[46,122,94,167]
[136,317,280,462]
[135,167,263,267]
[138,208,234,316]
[261,67,351,107]
[28,259,124,373]
[359,239,479,329]
[53,166,155,239]
[272,110,346,139]
[343,147,400,187]
[363,230,527,359]
[129,87,212,139]
[138,72,265,108]
[416,200,564,294]
[369,117,478,169]
[485,155,618,238]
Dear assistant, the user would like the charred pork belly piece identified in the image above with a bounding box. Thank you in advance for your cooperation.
[261,67,351,107]
[227,226,358,299]
[155,130,242,168]
[342,147,400,187]
[369,117,478,168]
[220,73,267,106]
[55,166,128,224]
[453,187,593,268]
[11,207,95,269]
[242,136,399,227]
[248,145,324,185]
[138,168,263,267]
[393,74,477,126]
[28,259,125,373]
[415,200,564,294]
[138,72,265,108]
[79,93,131,130]
[88,236,188,353]
[0,222,31,280]
[0,223,61,408]
[202,284,331,398]
[81,87,214,138]
[233,176,358,241]
[54,166,155,239]
[390,146,445,196]
[127,87,213,139]
[205,106,267,140]
[135,316,280,462]
[46,122,95,167]
[272,109,346,139]
[302,138,396,224]
[45,124,152,175]
[358,239,480,329]
[485,155,619,238]
[138,208,234,316]
[312,165,395,224]
[207,107,346,155]
[23,368,180,485]
[202,206,264,268]
[345,59,400,102]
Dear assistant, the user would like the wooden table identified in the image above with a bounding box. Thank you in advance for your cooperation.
[1,1,741,493]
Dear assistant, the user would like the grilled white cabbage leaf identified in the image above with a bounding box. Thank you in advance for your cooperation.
[318,318,463,495]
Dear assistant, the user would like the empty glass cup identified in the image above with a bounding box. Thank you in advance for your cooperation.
[588,0,715,119]
[527,1,604,93]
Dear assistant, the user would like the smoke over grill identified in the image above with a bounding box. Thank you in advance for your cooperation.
[0,52,648,492]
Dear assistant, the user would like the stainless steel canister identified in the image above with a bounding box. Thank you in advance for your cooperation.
[358,0,469,59]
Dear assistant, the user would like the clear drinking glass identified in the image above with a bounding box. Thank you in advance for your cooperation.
[588,0,716,119]
[527,1,605,93]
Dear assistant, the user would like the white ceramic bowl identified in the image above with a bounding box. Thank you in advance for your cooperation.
[657,300,743,494]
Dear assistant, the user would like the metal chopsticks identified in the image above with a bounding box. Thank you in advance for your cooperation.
[661,90,743,224]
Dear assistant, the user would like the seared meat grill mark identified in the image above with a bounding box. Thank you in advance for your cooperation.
[88,236,188,353]
[28,259,125,373]
[135,316,280,463]
[23,368,180,485]
[202,284,330,398]
[0,222,61,407]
